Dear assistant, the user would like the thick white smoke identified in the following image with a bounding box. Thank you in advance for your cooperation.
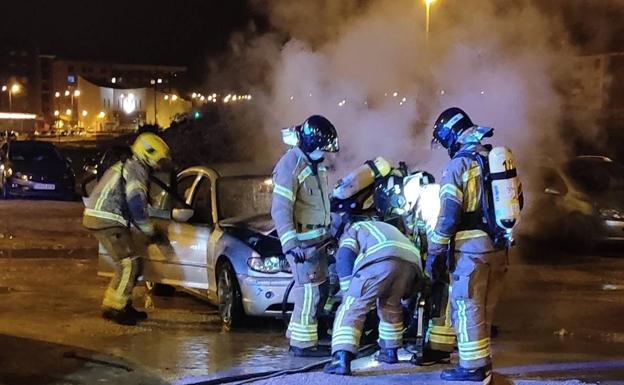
[238,0,578,181]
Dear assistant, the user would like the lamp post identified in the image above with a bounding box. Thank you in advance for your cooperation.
[425,0,436,43]
[8,84,20,112]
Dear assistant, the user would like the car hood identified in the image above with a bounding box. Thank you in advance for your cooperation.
[219,214,283,256]
[9,160,73,180]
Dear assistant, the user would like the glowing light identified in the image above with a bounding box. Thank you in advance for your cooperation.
[224,94,232,103]
[64,90,70,96]
[289,96,294,101]
[65,109,72,116]
[308,93,313,97]
[53,110,60,117]
[338,99,347,107]
[74,90,80,97]
[401,97,407,102]
[480,90,485,95]
[150,79,156,85]
[81,110,88,117]
[98,111,106,119]
[54,91,60,98]
[212,93,217,98]
[440,90,445,95]
[263,178,273,186]
[1,86,6,92]
[425,0,436,5]
[120,94,125,99]
[171,95,178,101]
[157,78,163,84]
[207,95,213,101]
[192,92,197,98]
[10,84,21,94]
[392,91,398,97]
[164,95,169,100]
[111,77,117,84]
[122,93,136,114]
[200,95,205,101]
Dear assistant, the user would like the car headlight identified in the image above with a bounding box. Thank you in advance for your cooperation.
[247,255,282,274]
[13,172,30,181]
[599,208,624,220]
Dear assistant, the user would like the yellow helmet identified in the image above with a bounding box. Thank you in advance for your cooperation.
[131,133,171,168]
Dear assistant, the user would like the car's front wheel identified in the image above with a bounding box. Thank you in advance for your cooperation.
[217,260,245,328]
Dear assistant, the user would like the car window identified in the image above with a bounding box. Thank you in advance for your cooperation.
[541,167,568,195]
[10,142,62,162]
[176,175,196,206]
[191,177,213,225]
[150,174,194,211]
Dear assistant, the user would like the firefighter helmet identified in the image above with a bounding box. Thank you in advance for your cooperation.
[432,107,474,157]
[298,115,339,153]
[131,132,171,169]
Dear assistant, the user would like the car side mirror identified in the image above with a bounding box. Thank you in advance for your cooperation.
[544,187,562,196]
[172,208,194,222]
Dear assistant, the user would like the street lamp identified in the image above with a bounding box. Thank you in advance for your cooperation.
[81,110,87,117]
[74,90,81,97]
[55,91,60,98]
[424,0,436,43]
[65,109,72,116]
[8,83,21,111]
[64,90,70,97]
[54,110,60,117]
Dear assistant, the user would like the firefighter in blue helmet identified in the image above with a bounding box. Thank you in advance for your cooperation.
[271,115,339,357]
[428,107,521,383]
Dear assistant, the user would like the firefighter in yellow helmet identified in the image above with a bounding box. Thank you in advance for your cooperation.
[83,133,171,325]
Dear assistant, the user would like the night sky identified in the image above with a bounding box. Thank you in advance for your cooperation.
[0,0,254,66]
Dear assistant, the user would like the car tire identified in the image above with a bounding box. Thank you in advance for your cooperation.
[217,260,245,329]
[145,281,176,296]
[563,213,595,254]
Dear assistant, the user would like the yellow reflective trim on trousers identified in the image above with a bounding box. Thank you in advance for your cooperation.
[440,184,463,203]
[462,164,481,182]
[335,296,355,330]
[297,166,313,184]
[288,323,317,332]
[379,331,403,341]
[458,338,490,350]
[333,326,361,346]
[273,184,294,201]
[95,164,122,210]
[116,258,132,298]
[455,230,488,241]
[429,334,457,345]
[84,208,128,226]
[379,321,403,331]
[459,347,491,360]
[297,228,326,241]
[301,283,312,326]
[456,299,469,343]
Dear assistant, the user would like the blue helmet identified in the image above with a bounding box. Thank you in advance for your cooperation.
[432,107,474,157]
[298,115,339,154]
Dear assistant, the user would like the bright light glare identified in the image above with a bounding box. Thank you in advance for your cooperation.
[171,95,178,101]
[81,110,88,117]
[122,93,136,114]
[98,111,106,118]
[54,91,60,98]
[53,110,60,117]
[1,86,6,92]
[65,109,72,116]
[425,0,436,6]
[11,84,20,93]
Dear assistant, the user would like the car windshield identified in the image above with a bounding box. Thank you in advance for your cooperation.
[217,176,273,220]
[10,142,62,162]
[567,159,624,193]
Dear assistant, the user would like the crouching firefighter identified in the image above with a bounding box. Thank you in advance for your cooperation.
[324,215,424,375]
[373,171,456,365]
[83,133,171,326]
[271,115,339,357]
[428,107,522,382]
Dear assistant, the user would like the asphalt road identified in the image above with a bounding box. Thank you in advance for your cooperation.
[0,201,623,385]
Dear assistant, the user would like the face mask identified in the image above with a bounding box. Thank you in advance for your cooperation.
[308,149,324,160]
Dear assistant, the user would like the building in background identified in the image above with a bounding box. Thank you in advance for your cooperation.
[0,40,42,116]
[52,76,191,133]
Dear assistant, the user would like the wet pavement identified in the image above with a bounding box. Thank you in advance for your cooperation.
[0,202,623,384]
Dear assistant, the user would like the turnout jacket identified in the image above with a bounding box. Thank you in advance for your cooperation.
[429,130,497,256]
[83,157,154,235]
[271,147,331,253]
[335,220,423,291]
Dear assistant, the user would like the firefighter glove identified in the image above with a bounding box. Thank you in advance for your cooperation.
[288,246,307,263]
[426,252,447,281]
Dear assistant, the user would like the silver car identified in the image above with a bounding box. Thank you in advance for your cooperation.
[98,166,294,327]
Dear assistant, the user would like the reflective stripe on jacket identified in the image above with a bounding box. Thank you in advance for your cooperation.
[271,147,331,253]
[336,220,423,290]
[83,157,153,234]
[429,142,495,255]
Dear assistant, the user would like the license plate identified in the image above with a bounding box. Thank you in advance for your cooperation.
[33,183,55,190]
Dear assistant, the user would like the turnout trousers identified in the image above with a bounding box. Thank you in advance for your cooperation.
[286,247,329,349]
[451,249,507,369]
[332,259,418,355]
[427,280,456,352]
[91,226,143,311]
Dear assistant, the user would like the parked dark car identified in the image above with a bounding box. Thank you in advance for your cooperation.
[0,140,76,200]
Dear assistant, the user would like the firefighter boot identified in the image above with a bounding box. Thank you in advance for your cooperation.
[323,350,354,376]
[377,348,399,364]
[289,345,331,357]
[441,364,492,383]
[125,304,147,321]
[412,348,451,365]
[102,308,138,326]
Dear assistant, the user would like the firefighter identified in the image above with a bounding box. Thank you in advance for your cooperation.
[83,132,170,326]
[271,115,339,357]
[374,171,456,364]
[323,215,424,375]
[428,107,515,382]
